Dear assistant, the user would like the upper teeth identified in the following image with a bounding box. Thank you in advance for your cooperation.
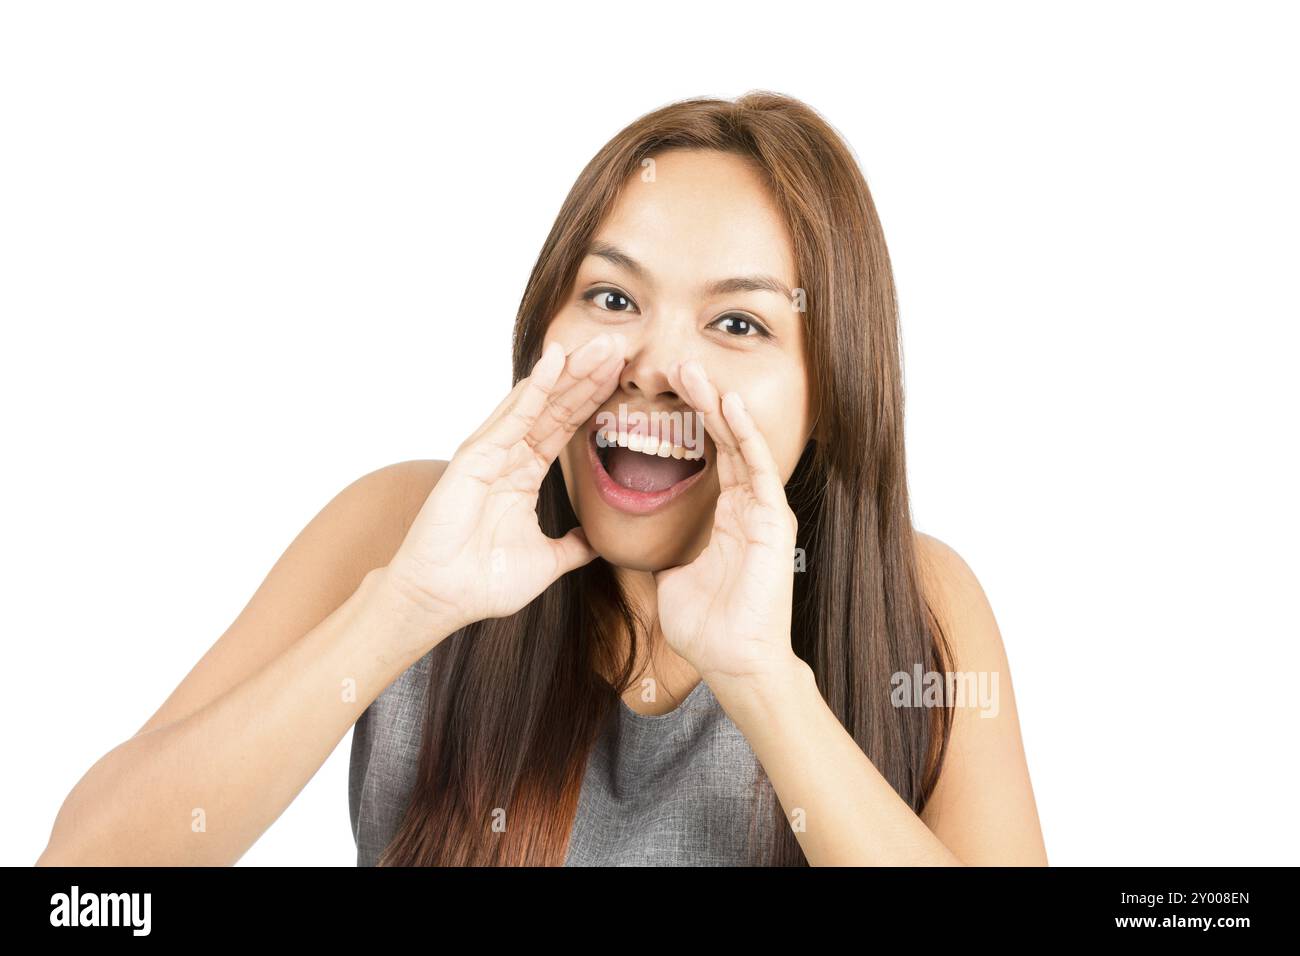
[597,429,704,461]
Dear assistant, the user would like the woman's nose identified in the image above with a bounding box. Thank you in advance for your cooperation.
[616,332,695,401]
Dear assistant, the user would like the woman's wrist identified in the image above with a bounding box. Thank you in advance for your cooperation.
[702,646,811,702]
[357,565,466,661]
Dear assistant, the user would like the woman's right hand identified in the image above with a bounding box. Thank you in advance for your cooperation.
[383,332,625,635]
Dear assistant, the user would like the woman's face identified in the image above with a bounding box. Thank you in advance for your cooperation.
[550,148,814,572]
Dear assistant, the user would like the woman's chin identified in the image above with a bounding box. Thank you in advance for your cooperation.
[581,523,706,574]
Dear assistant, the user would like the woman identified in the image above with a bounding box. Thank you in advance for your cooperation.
[37,92,1047,866]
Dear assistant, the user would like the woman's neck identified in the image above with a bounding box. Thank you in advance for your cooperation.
[609,565,700,703]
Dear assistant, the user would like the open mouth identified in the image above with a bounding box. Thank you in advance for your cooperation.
[587,426,709,515]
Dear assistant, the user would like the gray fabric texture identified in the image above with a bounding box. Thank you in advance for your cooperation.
[348,648,779,866]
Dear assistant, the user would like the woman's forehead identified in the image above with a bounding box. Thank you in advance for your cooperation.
[588,153,797,293]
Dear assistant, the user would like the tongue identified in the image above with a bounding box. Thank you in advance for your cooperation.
[606,446,699,493]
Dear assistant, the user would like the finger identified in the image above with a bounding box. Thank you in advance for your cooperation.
[479,334,615,453]
[667,358,739,489]
[459,340,565,453]
[461,333,610,452]
[532,348,625,463]
[720,390,787,510]
[527,333,627,455]
[548,525,598,578]
[670,359,749,491]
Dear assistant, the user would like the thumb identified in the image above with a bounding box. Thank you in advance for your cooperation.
[549,526,597,578]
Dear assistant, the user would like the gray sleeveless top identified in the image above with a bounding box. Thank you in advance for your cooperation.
[348,649,779,865]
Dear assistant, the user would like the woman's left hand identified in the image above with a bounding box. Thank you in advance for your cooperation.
[654,359,801,685]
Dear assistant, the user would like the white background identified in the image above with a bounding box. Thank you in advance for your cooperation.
[3,1,1296,866]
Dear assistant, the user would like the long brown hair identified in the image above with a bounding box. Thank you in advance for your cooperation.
[378,91,955,866]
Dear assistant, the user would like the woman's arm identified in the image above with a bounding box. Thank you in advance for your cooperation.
[710,657,964,865]
[654,363,1047,865]
[913,533,1049,865]
[709,534,1048,866]
[36,333,623,866]
[35,461,453,866]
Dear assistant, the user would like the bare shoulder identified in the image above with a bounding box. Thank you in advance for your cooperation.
[912,531,1049,864]
[277,457,450,583]
[913,531,1002,674]
[914,531,985,613]
[130,458,448,739]
[331,458,450,566]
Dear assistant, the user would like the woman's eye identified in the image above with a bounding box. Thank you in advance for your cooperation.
[581,287,638,313]
[710,314,772,338]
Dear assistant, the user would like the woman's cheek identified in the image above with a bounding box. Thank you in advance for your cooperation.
[743,381,811,474]
[544,308,610,353]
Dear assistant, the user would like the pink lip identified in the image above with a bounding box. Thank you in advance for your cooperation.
[586,427,709,516]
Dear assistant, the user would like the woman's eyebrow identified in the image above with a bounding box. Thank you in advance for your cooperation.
[587,240,649,282]
[586,240,795,302]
